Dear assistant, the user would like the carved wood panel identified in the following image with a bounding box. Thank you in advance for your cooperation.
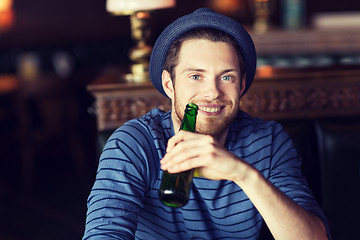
[93,87,171,131]
[241,78,360,120]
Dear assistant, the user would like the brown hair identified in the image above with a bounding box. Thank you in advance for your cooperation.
[163,27,245,81]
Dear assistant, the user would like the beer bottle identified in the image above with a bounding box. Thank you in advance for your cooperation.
[159,103,198,208]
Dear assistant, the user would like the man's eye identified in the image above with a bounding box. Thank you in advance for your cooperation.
[221,75,232,81]
[190,75,201,80]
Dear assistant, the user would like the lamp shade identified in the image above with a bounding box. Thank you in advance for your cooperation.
[107,0,176,15]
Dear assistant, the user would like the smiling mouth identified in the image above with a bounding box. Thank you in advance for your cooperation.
[198,106,222,113]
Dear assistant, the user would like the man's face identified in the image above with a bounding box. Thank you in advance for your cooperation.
[166,39,245,139]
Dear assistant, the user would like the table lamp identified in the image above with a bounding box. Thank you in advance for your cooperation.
[106,0,176,83]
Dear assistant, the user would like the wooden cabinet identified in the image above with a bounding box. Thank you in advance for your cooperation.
[88,80,170,131]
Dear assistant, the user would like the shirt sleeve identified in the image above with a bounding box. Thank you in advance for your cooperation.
[269,122,332,239]
[83,121,159,240]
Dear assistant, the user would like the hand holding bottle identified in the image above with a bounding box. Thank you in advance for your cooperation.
[161,131,249,183]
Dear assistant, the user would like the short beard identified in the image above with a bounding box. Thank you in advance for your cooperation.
[174,93,238,138]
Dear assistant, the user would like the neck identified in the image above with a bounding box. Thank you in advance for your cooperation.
[216,128,229,146]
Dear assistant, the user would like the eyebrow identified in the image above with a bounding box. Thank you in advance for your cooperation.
[221,69,240,75]
[182,68,240,75]
[182,68,206,74]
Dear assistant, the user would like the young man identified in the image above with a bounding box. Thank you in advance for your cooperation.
[83,8,331,239]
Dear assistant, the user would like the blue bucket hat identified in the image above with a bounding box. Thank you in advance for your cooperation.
[149,8,257,97]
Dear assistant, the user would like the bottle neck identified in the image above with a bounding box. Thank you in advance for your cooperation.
[180,113,196,132]
[179,103,198,132]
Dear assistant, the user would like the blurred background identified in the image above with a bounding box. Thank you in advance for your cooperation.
[0,0,359,239]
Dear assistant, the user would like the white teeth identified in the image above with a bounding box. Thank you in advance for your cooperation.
[199,107,221,113]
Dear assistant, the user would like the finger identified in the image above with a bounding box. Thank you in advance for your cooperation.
[161,142,202,170]
[167,153,210,173]
[166,145,242,180]
[163,140,218,173]
[167,132,215,156]
[166,130,198,152]
[161,134,213,167]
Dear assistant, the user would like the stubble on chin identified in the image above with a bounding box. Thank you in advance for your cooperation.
[195,108,237,138]
[173,97,238,138]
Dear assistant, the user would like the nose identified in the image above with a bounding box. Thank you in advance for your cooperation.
[202,78,221,100]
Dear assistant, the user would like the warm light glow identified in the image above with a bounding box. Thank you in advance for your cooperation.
[0,0,11,11]
[211,0,244,13]
[0,0,14,31]
[107,0,176,15]
[0,75,18,94]
[257,65,274,77]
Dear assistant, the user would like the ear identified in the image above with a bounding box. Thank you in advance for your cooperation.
[162,70,174,100]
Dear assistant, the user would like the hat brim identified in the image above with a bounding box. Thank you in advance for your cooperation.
[149,8,257,97]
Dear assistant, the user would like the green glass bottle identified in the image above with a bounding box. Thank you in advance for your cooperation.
[159,103,198,208]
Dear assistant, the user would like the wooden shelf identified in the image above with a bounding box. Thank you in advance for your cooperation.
[251,28,360,55]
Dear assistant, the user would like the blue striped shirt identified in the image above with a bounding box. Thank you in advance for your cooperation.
[83,109,330,239]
